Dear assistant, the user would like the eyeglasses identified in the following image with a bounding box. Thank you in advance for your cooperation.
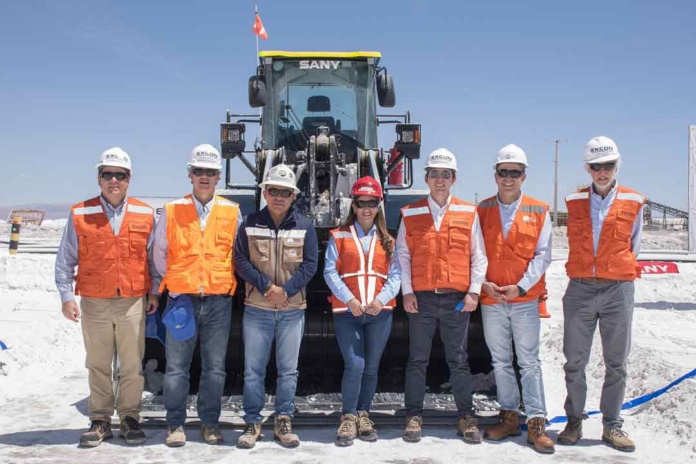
[191,168,219,177]
[354,199,380,209]
[100,171,129,181]
[496,169,524,179]
[589,162,616,172]
[267,188,293,198]
[427,170,453,179]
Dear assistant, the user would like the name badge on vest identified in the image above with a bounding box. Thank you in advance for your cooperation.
[130,223,149,231]
[522,215,537,223]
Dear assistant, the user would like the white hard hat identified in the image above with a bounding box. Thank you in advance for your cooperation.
[424,148,458,172]
[259,164,300,193]
[495,144,528,167]
[188,143,222,170]
[584,136,620,164]
[96,147,132,171]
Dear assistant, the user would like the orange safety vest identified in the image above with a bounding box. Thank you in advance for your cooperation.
[477,195,548,305]
[329,224,397,313]
[73,196,153,298]
[401,197,476,292]
[565,186,646,281]
[160,194,239,295]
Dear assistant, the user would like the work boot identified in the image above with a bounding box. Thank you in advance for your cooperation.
[79,420,113,447]
[557,416,583,445]
[358,411,378,442]
[274,415,300,448]
[165,426,186,448]
[335,414,359,447]
[119,416,146,445]
[527,417,555,454]
[457,415,482,444]
[236,423,262,449]
[200,424,223,445]
[484,410,521,441]
[602,427,636,452]
[402,415,422,443]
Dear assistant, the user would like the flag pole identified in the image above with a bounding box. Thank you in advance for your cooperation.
[254,4,259,67]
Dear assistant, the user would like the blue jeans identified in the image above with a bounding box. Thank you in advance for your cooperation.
[334,310,393,415]
[404,291,473,418]
[481,300,547,420]
[163,295,232,427]
[242,305,305,424]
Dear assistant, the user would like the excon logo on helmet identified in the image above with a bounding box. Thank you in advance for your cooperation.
[591,147,614,153]
[299,60,341,70]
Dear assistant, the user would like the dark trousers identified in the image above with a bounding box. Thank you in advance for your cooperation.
[404,291,473,418]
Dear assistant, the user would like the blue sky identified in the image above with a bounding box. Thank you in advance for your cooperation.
[1,0,694,211]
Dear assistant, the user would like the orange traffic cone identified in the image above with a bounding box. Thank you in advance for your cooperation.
[538,292,551,318]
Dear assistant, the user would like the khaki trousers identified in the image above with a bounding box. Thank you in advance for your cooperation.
[80,296,146,423]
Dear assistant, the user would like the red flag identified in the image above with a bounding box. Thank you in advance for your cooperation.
[253,13,268,40]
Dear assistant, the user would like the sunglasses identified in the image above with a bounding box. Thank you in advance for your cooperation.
[267,188,294,198]
[354,199,380,209]
[427,170,453,179]
[496,169,524,179]
[100,171,129,181]
[191,168,219,177]
[589,162,616,172]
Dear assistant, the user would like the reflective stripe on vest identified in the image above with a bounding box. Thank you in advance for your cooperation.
[330,224,395,313]
[73,196,153,298]
[401,197,474,292]
[565,186,645,281]
[160,194,239,295]
[477,194,548,305]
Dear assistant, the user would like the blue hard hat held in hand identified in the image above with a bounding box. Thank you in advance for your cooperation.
[162,294,196,341]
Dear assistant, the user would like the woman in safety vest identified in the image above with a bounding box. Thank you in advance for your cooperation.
[323,176,401,447]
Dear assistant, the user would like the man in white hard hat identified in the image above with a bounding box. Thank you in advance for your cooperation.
[55,147,159,447]
[396,148,488,444]
[558,136,645,453]
[234,164,318,449]
[153,143,243,447]
[477,144,554,454]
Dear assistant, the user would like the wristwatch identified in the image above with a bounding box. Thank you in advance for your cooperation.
[517,285,527,297]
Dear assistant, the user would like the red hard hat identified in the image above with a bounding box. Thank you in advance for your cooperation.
[350,176,383,199]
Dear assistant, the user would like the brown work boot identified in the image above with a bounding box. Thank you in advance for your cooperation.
[357,411,378,442]
[200,424,223,445]
[527,417,555,454]
[120,416,146,445]
[236,423,262,449]
[402,415,422,443]
[165,425,186,448]
[484,410,521,441]
[79,420,113,447]
[602,427,635,452]
[274,415,300,448]
[557,416,583,445]
[335,414,359,447]
[457,415,482,444]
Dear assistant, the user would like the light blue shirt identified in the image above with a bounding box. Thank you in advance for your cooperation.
[55,196,159,303]
[496,194,553,291]
[324,223,401,306]
[590,183,643,256]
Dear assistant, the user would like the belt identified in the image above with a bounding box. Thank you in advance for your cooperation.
[574,277,622,285]
[432,288,461,294]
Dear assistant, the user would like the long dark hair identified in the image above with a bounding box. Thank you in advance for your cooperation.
[346,202,393,258]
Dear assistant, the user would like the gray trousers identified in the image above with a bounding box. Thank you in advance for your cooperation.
[562,279,634,428]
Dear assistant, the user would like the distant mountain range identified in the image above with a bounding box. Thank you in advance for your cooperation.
[0,203,72,221]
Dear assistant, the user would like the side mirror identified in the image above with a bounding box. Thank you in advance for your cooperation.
[248,75,267,108]
[377,71,396,108]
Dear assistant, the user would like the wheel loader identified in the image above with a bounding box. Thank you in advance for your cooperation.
[142,51,496,424]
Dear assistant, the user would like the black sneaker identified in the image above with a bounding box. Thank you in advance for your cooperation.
[79,420,113,447]
[120,417,146,445]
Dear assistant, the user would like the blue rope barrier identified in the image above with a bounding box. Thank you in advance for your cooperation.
[546,367,696,425]
[0,340,7,350]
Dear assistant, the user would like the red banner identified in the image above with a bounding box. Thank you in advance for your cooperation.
[640,261,679,274]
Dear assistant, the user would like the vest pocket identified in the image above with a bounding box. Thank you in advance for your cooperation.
[449,225,470,250]
[282,239,304,262]
[250,239,270,262]
[614,215,634,240]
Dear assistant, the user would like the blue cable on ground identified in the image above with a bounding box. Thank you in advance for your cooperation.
[546,367,696,425]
